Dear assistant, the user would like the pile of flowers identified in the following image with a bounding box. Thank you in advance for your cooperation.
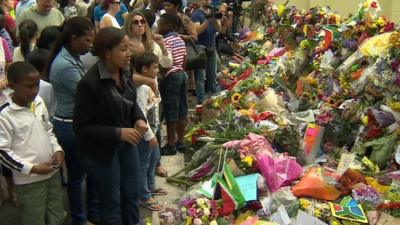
[147,1,400,224]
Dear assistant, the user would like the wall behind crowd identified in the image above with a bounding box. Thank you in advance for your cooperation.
[272,0,400,22]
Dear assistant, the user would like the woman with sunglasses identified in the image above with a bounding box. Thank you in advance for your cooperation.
[100,0,122,29]
[125,11,172,68]
[48,17,99,225]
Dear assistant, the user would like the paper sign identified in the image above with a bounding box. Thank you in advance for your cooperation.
[337,153,356,172]
[236,173,259,201]
[303,123,325,163]
[296,210,328,225]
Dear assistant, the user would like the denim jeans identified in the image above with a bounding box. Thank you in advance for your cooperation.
[137,139,160,201]
[83,142,140,225]
[53,120,99,225]
[161,71,188,122]
[194,49,218,104]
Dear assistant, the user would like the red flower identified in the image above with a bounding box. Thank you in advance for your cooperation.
[238,68,253,80]
[370,1,377,8]
[191,136,197,144]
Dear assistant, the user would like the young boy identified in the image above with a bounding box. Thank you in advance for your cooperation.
[134,52,165,211]
[157,12,188,156]
[0,62,64,225]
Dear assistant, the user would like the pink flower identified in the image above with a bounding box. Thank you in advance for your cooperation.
[188,208,197,217]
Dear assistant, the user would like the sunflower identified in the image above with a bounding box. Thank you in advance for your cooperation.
[231,93,242,103]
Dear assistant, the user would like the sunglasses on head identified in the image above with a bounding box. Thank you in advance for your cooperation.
[132,19,145,25]
[112,1,120,4]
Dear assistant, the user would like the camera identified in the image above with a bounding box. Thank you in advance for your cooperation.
[205,5,224,19]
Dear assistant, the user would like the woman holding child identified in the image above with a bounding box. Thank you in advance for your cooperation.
[125,11,172,181]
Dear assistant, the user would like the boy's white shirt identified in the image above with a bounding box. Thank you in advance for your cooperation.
[136,83,161,141]
[0,95,63,185]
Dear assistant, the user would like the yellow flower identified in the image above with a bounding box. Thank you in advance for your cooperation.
[186,217,193,225]
[231,93,242,103]
[303,25,308,35]
[242,156,253,167]
[264,77,273,86]
[247,102,256,109]
[363,1,369,8]
[299,198,311,209]
[388,100,400,111]
[211,100,220,108]
[314,208,322,218]
[277,4,285,17]
[361,115,369,125]
[376,17,385,26]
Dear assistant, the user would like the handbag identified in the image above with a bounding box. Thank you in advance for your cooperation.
[185,40,207,71]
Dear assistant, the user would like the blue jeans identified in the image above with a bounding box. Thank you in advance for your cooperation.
[194,49,218,104]
[53,120,99,225]
[83,142,140,225]
[137,139,160,201]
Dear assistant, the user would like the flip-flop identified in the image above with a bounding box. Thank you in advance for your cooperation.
[151,188,168,195]
[156,166,168,177]
[140,200,162,211]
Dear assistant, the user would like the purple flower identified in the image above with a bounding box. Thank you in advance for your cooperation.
[391,60,400,72]
[343,39,358,49]
[179,197,196,208]
[352,186,381,207]
[394,73,400,87]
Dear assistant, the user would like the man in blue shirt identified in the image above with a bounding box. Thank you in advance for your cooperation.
[191,0,221,104]
[94,0,128,31]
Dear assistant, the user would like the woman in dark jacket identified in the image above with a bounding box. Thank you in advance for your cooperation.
[73,27,148,225]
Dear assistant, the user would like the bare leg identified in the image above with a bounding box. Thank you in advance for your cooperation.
[166,121,177,146]
[176,118,188,143]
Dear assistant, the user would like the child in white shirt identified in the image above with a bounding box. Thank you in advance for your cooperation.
[0,62,64,225]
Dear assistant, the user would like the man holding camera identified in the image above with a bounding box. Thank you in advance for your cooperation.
[191,0,222,104]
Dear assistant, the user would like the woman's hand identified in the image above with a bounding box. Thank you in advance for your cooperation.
[134,120,148,135]
[120,128,142,144]
[149,137,158,149]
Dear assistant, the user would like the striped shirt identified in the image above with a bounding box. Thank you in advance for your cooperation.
[163,32,186,76]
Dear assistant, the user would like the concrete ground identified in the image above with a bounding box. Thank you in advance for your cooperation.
[0,152,185,225]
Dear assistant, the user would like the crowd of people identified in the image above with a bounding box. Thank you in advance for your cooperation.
[0,0,237,224]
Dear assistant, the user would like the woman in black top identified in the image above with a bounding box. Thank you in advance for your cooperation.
[73,27,148,225]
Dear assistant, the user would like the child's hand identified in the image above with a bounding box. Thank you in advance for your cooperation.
[120,128,142,145]
[149,137,158,148]
[31,162,54,175]
[51,151,64,168]
[134,120,148,135]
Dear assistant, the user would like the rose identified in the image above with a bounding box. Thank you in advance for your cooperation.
[193,218,203,225]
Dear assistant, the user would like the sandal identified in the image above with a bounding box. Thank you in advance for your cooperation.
[140,198,162,211]
[151,188,167,196]
[156,166,168,178]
